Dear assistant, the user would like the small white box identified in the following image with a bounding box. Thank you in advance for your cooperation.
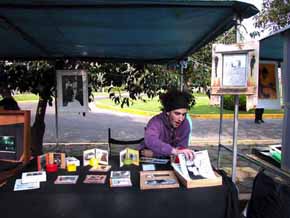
[21,171,47,184]
[66,156,80,167]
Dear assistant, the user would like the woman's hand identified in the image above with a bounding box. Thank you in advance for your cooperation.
[141,149,154,158]
[172,148,194,161]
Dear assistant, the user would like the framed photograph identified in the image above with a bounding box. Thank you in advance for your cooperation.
[47,152,66,169]
[222,53,247,87]
[57,70,89,113]
[211,41,259,96]
[83,148,109,166]
[256,61,281,109]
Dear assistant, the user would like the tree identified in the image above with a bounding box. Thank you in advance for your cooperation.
[186,27,237,92]
[89,63,180,107]
[254,0,290,34]
[0,61,55,155]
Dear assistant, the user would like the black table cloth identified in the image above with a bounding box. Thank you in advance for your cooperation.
[0,156,239,218]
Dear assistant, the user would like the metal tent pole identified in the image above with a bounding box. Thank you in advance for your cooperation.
[231,16,241,183]
[281,30,290,172]
[217,96,224,168]
[180,63,184,91]
[232,95,239,183]
[55,73,59,147]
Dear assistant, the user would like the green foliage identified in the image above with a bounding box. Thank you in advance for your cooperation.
[187,27,237,91]
[253,0,290,34]
[223,95,247,111]
[0,61,55,105]
[89,62,179,108]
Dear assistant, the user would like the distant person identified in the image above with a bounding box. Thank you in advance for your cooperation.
[139,89,195,161]
[206,88,211,99]
[255,108,264,124]
[0,88,20,110]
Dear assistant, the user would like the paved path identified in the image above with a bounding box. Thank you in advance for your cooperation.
[19,101,282,145]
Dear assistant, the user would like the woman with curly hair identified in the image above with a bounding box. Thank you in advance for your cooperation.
[139,89,195,161]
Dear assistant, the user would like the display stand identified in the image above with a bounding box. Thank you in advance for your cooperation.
[0,110,31,163]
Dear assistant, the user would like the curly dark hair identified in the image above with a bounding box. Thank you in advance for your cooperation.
[159,89,195,112]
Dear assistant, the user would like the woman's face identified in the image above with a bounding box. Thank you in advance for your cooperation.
[167,108,187,128]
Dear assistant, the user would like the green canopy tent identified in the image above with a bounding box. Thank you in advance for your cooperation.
[0,0,258,63]
[259,25,290,172]
[0,1,259,179]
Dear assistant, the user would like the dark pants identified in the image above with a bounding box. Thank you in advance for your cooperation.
[255,108,264,122]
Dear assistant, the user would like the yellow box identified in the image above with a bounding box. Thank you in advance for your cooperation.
[67,164,77,172]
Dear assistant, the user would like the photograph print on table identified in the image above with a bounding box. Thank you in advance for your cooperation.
[83,175,107,184]
[54,175,79,184]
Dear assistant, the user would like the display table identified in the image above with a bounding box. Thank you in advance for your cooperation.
[0,157,238,218]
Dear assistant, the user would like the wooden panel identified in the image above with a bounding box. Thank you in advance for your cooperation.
[0,110,31,163]
[0,114,24,125]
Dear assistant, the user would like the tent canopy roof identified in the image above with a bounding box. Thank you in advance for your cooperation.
[260,24,290,62]
[0,0,258,63]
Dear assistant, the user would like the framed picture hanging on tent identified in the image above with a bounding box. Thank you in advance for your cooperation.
[211,41,259,96]
[56,70,89,113]
[256,61,281,109]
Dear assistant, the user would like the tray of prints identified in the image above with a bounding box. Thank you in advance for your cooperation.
[140,170,179,190]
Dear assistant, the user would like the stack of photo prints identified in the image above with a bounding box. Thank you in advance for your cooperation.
[54,175,79,184]
[83,175,107,184]
[110,171,132,187]
[14,171,47,191]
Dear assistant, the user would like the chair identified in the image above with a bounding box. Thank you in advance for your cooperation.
[246,170,290,218]
[108,128,144,156]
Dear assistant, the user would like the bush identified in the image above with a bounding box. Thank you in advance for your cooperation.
[223,95,246,111]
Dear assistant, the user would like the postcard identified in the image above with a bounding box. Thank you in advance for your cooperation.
[110,178,132,187]
[89,165,111,172]
[142,164,155,171]
[119,148,139,167]
[119,149,127,167]
[21,171,47,184]
[14,179,40,191]
[83,175,107,184]
[37,154,47,171]
[83,148,96,166]
[95,148,109,165]
[140,157,169,165]
[54,175,79,184]
[110,171,130,179]
[83,148,109,166]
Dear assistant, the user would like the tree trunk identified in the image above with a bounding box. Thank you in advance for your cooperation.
[31,98,47,156]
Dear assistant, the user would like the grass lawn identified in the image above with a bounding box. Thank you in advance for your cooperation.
[13,93,39,101]
[96,94,283,115]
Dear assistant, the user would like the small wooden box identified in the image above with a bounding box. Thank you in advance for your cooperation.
[140,170,180,190]
[174,169,222,188]
[47,152,66,169]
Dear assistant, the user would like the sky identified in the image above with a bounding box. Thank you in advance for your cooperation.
[241,0,265,40]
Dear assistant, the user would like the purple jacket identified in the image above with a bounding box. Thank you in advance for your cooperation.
[139,112,190,157]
